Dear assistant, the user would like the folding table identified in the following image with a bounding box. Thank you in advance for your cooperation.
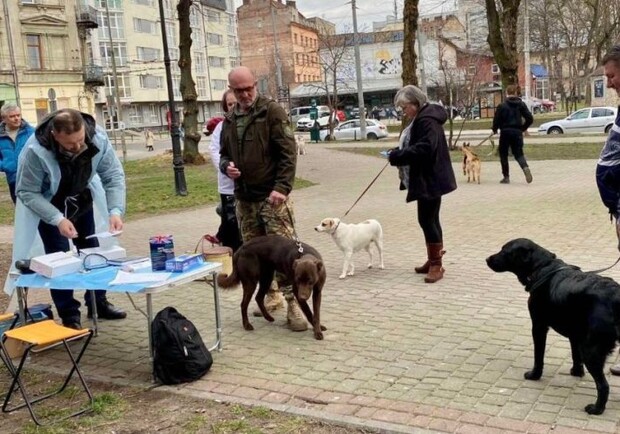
[13,261,223,378]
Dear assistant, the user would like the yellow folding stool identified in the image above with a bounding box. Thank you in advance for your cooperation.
[0,319,94,426]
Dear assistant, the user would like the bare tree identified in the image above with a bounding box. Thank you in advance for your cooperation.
[177,0,205,164]
[402,0,419,86]
[485,0,522,86]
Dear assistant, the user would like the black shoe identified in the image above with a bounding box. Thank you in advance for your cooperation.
[62,320,82,330]
[87,301,127,320]
[499,177,510,184]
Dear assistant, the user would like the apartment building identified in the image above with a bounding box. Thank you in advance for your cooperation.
[237,0,334,101]
[88,0,240,129]
[0,0,93,124]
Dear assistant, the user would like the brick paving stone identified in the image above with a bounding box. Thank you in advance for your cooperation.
[14,148,620,433]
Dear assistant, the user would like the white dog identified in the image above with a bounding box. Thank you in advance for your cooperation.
[314,218,384,279]
[295,134,307,155]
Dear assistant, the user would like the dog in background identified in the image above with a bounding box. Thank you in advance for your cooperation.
[295,134,307,155]
[314,218,384,279]
[217,235,326,340]
[487,238,620,415]
[461,142,481,184]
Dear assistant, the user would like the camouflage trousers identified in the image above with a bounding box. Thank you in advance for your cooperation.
[236,197,296,295]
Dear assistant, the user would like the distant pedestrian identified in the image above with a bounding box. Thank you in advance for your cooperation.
[144,129,155,151]
[0,102,34,203]
[492,84,534,184]
[388,85,457,283]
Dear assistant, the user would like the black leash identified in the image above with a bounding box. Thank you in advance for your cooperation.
[342,161,390,218]
[587,256,620,274]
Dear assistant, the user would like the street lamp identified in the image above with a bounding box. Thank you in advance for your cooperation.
[157,0,187,196]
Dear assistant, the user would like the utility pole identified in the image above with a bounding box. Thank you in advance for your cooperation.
[416,29,427,94]
[351,0,367,139]
[523,0,531,103]
[2,0,20,106]
[103,0,127,163]
[270,1,283,95]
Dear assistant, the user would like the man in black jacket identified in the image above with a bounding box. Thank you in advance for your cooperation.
[492,85,534,184]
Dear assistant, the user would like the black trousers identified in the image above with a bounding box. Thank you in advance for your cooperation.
[417,197,442,244]
[498,129,528,177]
[216,194,242,252]
[37,207,106,322]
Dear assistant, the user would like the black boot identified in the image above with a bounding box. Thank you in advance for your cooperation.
[88,299,127,320]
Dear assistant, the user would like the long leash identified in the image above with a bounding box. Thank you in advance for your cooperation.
[467,133,495,157]
[587,256,620,274]
[342,160,391,218]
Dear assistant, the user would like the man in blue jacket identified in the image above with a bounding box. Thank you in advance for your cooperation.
[0,103,34,203]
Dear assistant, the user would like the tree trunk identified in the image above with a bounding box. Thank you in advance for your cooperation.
[401,0,419,86]
[485,0,521,87]
[177,0,205,165]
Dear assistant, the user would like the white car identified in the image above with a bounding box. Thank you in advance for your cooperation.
[296,112,338,131]
[538,107,616,134]
[320,119,388,141]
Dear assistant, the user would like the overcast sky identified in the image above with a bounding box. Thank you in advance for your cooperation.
[233,0,457,32]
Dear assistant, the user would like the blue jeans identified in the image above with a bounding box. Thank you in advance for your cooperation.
[37,208,106,322]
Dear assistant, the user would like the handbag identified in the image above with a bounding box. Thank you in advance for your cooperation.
[194,235,233,274]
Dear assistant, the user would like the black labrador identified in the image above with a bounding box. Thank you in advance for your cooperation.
[486,238,620,415]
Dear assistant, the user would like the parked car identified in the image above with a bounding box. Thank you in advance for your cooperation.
[320,119,388,141]
[290,105,329,125]
[296,111,338,131]
[538,106,617,134]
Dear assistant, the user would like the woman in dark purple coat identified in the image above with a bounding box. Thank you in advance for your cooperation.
[388,85,457,283]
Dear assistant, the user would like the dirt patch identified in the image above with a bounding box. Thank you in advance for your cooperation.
[0,243,367,433]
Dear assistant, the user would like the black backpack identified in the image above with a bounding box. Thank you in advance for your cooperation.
[152,307,213,385]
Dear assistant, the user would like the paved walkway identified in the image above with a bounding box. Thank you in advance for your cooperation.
[6,141,620,433]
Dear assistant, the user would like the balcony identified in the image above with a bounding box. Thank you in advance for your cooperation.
[75,2,98,29]
[84,64,104,87]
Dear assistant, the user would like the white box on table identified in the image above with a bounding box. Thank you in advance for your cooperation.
[78,245,127,261]
[30,251,83,278]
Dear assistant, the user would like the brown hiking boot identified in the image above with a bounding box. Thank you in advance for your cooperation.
[285,295,308,332]
[424,243,445,283]
[252,287,284,317]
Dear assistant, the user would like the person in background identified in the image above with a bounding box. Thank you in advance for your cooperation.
[388,85,457,283]
[492,84,534,184]
[207,89,242,251]
[15,108,126,329]
[144,128,155,151]
[0,102,34,203]
[219,66,307,332]
[595,44,620,376]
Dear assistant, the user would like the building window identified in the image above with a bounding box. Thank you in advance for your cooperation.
[35,99,49,123]
[100,42,128,67]
[212,79,227,90]
[294,33,298,44]
[104,73,131,98]
[196,77,207,97]
[536,77,549,99]
[134,18,158,34]
[297,74,300,81]
[172,75,181,98]
[194,52,205,74]
[169,48,179,62]
[97,11,124,39]
[128,104,143,124]
[491,63,499,74]
[165,22,176,46]
[139,74,162,89]
[207,10,220,22]
[26,34,43,69]
[208,33,223,45]
[208,56,225,67]
[144,104,158,123]
[229,58,239,68]
[137,46,160,62]
[97,0,122,8]
[132,0,152,5]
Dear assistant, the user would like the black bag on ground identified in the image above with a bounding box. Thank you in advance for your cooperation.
[152,306,213,385]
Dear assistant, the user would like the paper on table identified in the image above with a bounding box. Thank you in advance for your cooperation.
[85,230,123,240]
[109,270,171,285]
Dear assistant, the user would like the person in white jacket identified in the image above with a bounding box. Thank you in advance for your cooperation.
[206,90,242,251]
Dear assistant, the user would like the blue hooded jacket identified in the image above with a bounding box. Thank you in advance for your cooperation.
[0,120,35,184]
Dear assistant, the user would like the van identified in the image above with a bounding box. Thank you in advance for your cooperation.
[289,105,329,124]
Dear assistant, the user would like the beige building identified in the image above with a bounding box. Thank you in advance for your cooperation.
[85,0,240,129]
[0,0,96,124]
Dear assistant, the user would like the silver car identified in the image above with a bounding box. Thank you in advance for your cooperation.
[320,119,389,141]
[538,107,617,134]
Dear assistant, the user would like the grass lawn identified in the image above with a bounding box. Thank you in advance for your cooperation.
[339,141,604,164]
[0,154,315,226]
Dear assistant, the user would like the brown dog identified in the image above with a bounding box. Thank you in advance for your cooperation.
[217,235,327,340]
[461,142,481,184]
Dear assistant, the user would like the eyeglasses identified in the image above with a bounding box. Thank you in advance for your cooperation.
[229,83,256,94]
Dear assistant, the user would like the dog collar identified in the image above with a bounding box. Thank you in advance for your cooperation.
[525,265,579,292]
[331,220,341,233]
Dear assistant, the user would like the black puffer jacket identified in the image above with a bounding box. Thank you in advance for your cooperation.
[492,96,533,133]
[388,103,457,202]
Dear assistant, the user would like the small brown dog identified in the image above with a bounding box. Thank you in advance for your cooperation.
[217,235,326,340]
[461,142,481,184]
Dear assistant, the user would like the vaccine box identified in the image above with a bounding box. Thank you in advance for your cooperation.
[30,251,83,278]
[165,254,203,272]
[150,235,175,271]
